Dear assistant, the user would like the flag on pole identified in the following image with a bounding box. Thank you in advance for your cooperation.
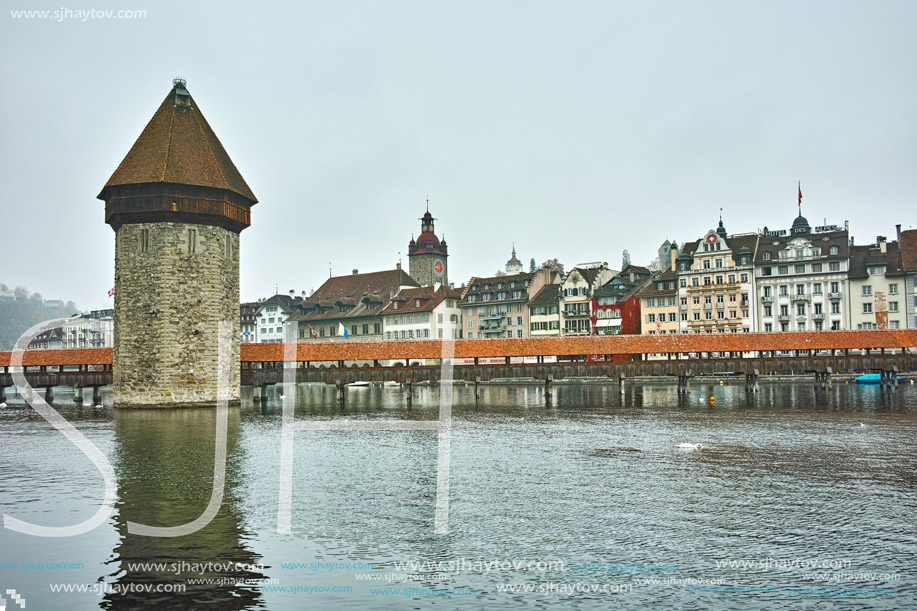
[338,323,349,339]
[108,287,115,297]
[798,182,802,207]
[309,325,317,340]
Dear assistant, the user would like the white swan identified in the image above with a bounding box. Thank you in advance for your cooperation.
[0,402,7,408]
[677,443,703,450]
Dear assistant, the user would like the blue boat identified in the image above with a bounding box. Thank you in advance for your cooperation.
[855,373,905,384]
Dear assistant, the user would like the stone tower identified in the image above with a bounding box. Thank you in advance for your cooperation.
[407,205,448,286]
[97,79,257,408]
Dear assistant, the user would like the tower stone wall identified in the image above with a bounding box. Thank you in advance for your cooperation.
[113,222,240,407]
[99,80,256,408]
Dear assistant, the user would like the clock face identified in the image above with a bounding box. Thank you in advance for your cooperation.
[706,235,717,244]
[433,259,445,276]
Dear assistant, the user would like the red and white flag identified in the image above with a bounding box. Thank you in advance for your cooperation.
[798,181,802,207]
[108,287,115,298]
[308,325,317,340]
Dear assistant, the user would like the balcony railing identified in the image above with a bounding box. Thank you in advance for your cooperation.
[793,293,811,302]
[813,313,826,321]
[829,292,842,300]
[778,314,791,322]
[703,303,712,310]
[761,295,774,303]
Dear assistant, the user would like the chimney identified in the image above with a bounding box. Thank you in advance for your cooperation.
[896,224,902,241]
[289,289,295,296]
[670,244,678,270]
[878,236,887,253]
[352,269,359,275]
[396,261,401,270]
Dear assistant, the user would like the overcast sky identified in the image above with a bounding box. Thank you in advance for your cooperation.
[2,0,915,310]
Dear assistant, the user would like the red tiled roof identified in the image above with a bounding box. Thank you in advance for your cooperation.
[99,82,257,203]
[0,348,112,367]
[382,285,461,315]
[235,331,917,362]
[4,331,915,367]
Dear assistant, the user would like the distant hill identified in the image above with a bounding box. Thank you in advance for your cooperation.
[0,284,80,350]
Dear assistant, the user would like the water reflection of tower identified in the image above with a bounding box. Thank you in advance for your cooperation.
[103,409,264,610]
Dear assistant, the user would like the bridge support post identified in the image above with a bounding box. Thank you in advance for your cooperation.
[893,366,899,387]
[257,384,269,403]
[43,386,53,403]
[618,375,625,394]
[545,375,553,405]
[73,385,83,404]
[92,386,102,406]
[474,376,481,400]
[678,375,691,394]
[0,386,6,404]
[405,379,413,407]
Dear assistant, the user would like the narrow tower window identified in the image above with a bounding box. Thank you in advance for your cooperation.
[140,228,150,252]
[188,228,197,254]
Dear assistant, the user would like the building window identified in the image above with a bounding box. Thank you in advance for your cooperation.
[863,303,872,314]
[778,266,788,275]
[862,285,872,296]
[812,263,822,272]
[795,264,805,274]
[797,303,806,316]
[831,302,840,314]
[889,283,898,295]
[763,252,771,261]
[889,301,898,312]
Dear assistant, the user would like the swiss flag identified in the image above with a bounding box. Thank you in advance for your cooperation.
[108,287,115,298]
[798,182,802,206]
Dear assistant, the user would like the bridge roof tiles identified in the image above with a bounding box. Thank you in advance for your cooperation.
[4,331,915,367]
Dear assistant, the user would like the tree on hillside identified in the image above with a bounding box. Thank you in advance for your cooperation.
[14,286,28,300]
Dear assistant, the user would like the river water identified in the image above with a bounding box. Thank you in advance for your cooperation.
[1,380,915,610]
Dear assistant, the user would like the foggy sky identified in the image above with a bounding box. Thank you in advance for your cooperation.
[2,0,915,310]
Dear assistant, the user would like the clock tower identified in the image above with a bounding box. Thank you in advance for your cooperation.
[407,204,448,286]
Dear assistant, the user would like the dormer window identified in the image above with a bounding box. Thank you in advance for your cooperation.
[415,299,421,307]
[393,302,399,310]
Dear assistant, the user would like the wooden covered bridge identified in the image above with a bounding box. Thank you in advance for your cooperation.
[2,330,915,405]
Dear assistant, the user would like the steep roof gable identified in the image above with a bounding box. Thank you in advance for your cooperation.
[99,80,257,203]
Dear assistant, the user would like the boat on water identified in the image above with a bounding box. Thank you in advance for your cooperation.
[855,373,905,384]
[383,381,401,388]
[347,381,371,387]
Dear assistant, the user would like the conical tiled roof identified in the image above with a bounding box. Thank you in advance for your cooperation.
[99,80,257,204]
